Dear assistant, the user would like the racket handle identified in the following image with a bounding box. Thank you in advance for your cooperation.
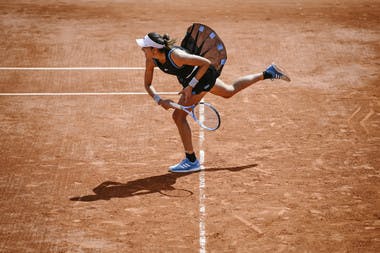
[169,102,183,110]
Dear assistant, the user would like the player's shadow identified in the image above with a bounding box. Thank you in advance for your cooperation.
[69,164,258,202]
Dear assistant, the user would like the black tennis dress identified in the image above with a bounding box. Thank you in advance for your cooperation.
[153,23,227,95]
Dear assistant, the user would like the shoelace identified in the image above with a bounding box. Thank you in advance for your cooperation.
[270,70,282,80]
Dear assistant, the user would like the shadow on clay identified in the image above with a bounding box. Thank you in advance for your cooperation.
[69,164,258,202]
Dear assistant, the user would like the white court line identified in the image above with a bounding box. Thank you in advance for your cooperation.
[198,100,206,253]
[0,92,178,96]
[0,66,207,252]
[0,67,145,70]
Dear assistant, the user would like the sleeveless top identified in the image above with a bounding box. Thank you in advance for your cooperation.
[153,47,199,85]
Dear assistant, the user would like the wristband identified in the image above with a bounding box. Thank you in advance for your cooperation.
[188,77,199,88]
[153,94,161,104]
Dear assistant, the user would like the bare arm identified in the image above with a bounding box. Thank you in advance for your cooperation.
[144,57,174,110]
[171,49,211,81]
[170,49,211,102]
[144,57,157,99]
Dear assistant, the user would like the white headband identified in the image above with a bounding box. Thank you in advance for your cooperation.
[136,34,164,49]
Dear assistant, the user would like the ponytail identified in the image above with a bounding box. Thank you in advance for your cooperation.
[162,34,176,49]
[147,32,176,50]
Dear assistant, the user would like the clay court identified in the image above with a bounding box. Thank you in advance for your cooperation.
[0,0,379,252]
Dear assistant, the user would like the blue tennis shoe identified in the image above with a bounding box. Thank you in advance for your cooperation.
[265,63,291,82]
[169,158,201,173]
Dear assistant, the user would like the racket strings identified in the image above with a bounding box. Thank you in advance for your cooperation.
[195,103,220,130]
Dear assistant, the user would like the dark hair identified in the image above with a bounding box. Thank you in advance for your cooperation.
[147,32,176,50]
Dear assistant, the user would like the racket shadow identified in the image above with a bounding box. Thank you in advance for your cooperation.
[69,163,258,202]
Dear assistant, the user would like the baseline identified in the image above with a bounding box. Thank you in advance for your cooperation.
[0,67,146,70]
[0,92,178,96]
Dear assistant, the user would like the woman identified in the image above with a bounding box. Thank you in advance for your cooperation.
[136,26,290,173]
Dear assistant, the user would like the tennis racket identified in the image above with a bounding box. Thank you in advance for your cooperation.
[170,101,221,131]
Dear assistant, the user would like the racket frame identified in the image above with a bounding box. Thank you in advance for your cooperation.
[170,101,221,131]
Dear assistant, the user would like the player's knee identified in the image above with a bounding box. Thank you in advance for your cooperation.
[221,92,234,99]
[172,111,186,125]
[217,90,234,99]
[218,85,235,99]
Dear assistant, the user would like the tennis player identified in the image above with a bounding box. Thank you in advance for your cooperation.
[136,24,290,173]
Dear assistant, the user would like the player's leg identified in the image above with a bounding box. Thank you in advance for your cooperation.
[210,73,264,98]
[210,63,291,98]
[170,91,207,173]
[172,91,206,153]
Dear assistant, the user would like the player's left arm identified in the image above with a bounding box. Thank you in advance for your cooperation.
[171,50,211,81]
[171,50,211,102]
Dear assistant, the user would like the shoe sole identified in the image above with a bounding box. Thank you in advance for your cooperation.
[272,64,291,82]
[169,166,201,173]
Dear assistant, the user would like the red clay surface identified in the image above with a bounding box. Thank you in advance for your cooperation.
[0,0,379,252]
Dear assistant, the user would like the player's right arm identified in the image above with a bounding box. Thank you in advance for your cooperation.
[144,58,156,99]
[144,58,173,110]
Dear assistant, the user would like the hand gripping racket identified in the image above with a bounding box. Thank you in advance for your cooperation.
[170,101,221,131]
